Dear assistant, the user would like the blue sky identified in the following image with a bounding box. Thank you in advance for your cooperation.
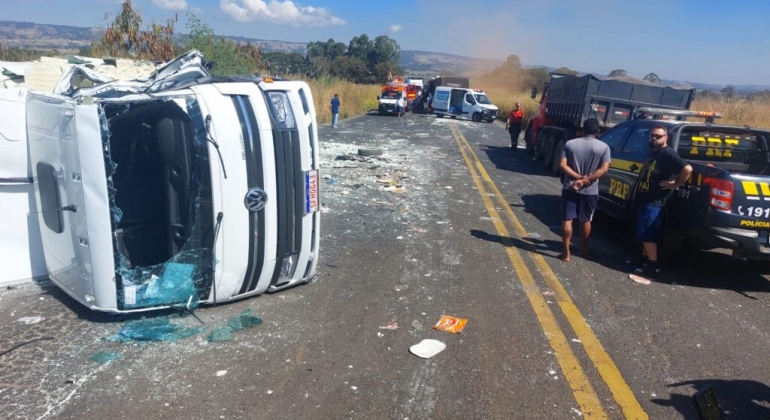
[5,0,769,86]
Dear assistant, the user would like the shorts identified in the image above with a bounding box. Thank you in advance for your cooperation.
[396,106,404,113]
[636,203,664,243]
[560,190,598,222]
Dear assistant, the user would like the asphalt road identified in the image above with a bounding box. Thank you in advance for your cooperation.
[2,111,770,420]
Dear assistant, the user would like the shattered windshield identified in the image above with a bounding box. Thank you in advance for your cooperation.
[101,96,215,310]
[474,94,491,105]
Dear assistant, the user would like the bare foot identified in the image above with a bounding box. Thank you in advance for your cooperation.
[558,253,570,262]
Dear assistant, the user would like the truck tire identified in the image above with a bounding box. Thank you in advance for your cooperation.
[472,112,481,122]
[551,140,564,174]
[543,137,555,169]
[524,124,533,154]
[534,129,548,160]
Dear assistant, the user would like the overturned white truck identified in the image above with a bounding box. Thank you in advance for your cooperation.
[27,50,320,312]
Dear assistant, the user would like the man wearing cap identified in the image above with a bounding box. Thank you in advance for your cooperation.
[557,118,611,262]
[506,102,525,149]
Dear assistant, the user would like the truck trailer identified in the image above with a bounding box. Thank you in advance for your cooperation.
[525,73,695,173]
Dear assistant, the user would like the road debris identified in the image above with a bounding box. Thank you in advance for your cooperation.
[17,316,45,324]
[227,309,263,331]
[629,273,652,285]
[207,327,234,342]
[0,336,55,357]
[108,318,204,343]
[433,315,468,334]
[409,339,446,359]
[216,370,228,377]
[379,322,398,331]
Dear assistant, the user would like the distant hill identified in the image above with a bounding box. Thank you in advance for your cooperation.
[1,20,767,92]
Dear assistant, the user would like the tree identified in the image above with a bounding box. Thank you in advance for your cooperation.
[368,35,402,78]
[608,69,628,77]
[347,35,372,61]
[643,72,661,84]
[502,54,523,72]
[525,67,550,88]
[720,85,736,99]
[91,0,176,61]
[184,12,262,76]
[262,51,310,76]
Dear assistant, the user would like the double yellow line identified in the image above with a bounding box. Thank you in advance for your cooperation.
[449,125,648,420]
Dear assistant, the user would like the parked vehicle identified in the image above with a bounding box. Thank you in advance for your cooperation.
[596,107,770,263]
[431,87,498,122]
[27,50,320,312]
[378,85,404,116]
[526,73,695,174]
[415,76,470,114]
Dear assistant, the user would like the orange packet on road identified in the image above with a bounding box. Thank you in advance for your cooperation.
[433,315,468,334]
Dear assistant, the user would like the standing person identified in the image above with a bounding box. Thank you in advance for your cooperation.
[330,93,341,128]
[630,125,693,276]
[396,94,405,117]
[558,118,611,262]
[506,102,525,149]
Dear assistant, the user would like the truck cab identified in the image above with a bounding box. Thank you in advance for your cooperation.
[431,87,498,122]
[27,50,320,312]
[596,107,770,262]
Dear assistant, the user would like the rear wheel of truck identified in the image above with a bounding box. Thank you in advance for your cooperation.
[551,140,564,174]
[534,129,548,160]
[524,124,533,154]
[543,137,555,168]
[472,112,481,122]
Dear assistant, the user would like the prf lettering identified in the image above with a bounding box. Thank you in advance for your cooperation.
[690,136,739,158]
[609,179,629,199]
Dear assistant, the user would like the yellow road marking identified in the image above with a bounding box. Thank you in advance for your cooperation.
[449,125,608,419]
[451,125,649,420]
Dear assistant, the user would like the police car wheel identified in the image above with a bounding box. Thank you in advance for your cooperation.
[472,113,481,122]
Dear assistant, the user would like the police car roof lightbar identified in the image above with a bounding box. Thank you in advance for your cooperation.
[637,107,722,120]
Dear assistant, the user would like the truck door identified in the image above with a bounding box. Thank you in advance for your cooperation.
[27,93,114,306]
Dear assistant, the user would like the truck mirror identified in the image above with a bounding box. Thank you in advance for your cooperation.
[530,86,538,99]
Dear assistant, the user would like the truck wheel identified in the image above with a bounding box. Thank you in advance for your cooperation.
[472,112,481,122]
[543,137,555,169]
[524,124,534,154]
[551,140,564,174]
[534,129,548,160]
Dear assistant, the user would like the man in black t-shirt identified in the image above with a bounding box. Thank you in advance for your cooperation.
[631,125,693,276]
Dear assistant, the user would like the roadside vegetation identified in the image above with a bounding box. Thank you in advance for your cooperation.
[2,0,768,129]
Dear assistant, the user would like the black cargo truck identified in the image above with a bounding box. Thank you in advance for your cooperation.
[526,73,696,173]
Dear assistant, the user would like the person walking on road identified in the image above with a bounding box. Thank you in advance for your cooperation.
[630,125,693,276]
[396,95,405,117]
[330,93,341,128]
[558,118,611,262]
[506,102,525,149]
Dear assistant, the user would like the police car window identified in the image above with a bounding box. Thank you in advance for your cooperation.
[465,94,475,104]
[436,91,449,101]
[598,125,630,151]
[623,126,652,153]
[474,94,491,104]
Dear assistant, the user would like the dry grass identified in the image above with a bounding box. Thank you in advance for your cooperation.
[306,78,770,130]
[691,97,770,129]
[305,75,381,125]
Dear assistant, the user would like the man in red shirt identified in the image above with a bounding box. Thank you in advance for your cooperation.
[506,102,525,149]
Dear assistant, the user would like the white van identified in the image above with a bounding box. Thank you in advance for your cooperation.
[431,87,498,122]
[27,50,320,313]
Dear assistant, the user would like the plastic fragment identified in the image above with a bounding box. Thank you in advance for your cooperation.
[409,339,446,359]
[629,273,652,285]
[433,315,468,334]
[379,322,398,331]
[108,318,204,342]
[207,327,234,342]
[89,351,122,364]
[227,309,263,331]
[17,316,45,325]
